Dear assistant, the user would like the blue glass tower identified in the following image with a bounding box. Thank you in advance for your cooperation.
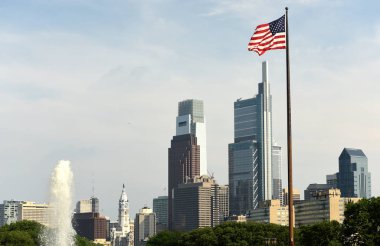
[229,61,272,215]
[338,148,371,198]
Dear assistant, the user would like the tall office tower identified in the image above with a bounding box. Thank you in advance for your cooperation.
[282,188,300,206]
[217,185,229,223]
[91,197,99,213]
[0,200,22,226]
[72,212,107,242]
[168,134,200,229]
[326,173,338,188]
[272,143,282,202]
[172,176,219,232]
[304,183,334,200]
[134,207,156,246]
[76,197,99,213]
[338,148,371,198]
[153,196,168,231]
[176,99,207,176]
[229,61,272,215]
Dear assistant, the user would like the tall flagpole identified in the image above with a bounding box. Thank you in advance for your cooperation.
[285,7,295,246]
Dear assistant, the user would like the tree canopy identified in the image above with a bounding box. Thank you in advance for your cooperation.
[342,197,380,245]
[0,220,98,246]
[148,222,290,246]
[148,197,380,245]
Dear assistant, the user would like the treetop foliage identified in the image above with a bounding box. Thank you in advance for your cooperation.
[148,197,380,246]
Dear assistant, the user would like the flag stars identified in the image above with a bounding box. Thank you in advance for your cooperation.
[269,15,285,35]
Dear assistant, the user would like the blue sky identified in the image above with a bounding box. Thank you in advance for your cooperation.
[0,0,379,219]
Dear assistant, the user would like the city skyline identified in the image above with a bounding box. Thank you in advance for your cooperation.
[0,0,380,220]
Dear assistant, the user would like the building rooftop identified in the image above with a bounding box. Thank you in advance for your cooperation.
[341,148,366,157]
[306,183,333,190]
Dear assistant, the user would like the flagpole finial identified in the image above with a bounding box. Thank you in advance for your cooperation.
[285,7,288,11]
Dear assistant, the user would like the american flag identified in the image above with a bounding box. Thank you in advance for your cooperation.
[248,15,286,56]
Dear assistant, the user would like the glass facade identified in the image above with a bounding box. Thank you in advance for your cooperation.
[228,61,274,215]
[338,148,371,198]
[272,144,282,202]
[176,99,207,175]
[178,99,204,123]
[229,140,259,215]
[234,98,257,141]
[153,196,168,227]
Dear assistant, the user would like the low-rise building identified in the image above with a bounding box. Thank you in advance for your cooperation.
[295,188,360,227]
[18,201,51,227]
[226,215,247,223]
[304,183,334,200]
[247,200,294,226]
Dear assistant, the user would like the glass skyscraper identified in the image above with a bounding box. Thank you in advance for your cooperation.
[272,143,282,203]
[229,61,273,215]
[338,148,371,198]
[176,99,207,175]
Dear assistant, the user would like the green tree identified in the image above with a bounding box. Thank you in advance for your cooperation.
[0,230,35,246]
[298,221,342,246]
[147,230,184,246]
[181,227,217,246]
[0,220,99,246]
[75,235,100,246]
[0,220,44,245]
[342,197,380,245]
[148,222,290,246]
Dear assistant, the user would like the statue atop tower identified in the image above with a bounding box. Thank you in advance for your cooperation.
[111,184,133,246]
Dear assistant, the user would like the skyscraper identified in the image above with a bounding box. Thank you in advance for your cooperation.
[272,143,282,202]
[0,200,22,226]
[152,196,168,230]
[229,61,273,215]
[217,185,229,223]
[75,197,99,213]
[168,100,204,230]
[337,148,371,198]
[172,176,220,232]
[176,99,207,175]
[134,207,156,246]
[326,173,338,188]
[72,212,107,242]
[168,134,200,230]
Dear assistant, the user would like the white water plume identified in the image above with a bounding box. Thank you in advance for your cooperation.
[42,160,75,246]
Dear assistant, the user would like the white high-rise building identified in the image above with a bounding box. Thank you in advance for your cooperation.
[272,143,282,203]
[75,197,99,213]
[0,200,22,226]
[134,207,156,246]
[176,99,208,175]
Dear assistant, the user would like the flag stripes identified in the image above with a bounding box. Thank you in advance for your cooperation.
[248,15,286,56]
